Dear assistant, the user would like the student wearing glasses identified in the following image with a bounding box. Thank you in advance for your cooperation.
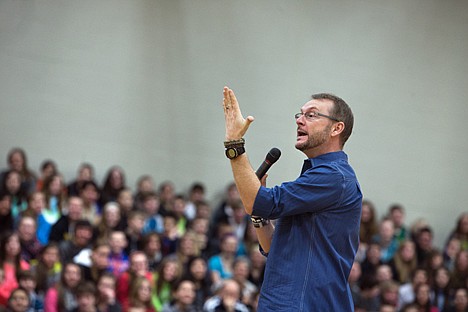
[221,87,362,311]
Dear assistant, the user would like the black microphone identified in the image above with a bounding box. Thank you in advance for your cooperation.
[255,148,281,180]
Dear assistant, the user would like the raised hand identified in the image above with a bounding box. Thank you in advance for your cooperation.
[223,86,255,141]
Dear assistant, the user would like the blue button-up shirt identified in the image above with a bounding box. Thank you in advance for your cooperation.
[252,151,362,311]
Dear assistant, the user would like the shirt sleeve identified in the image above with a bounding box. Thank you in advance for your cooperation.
[252,163,345,219]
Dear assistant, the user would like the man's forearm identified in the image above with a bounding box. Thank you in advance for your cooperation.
[255,223,274,253]
[229,153,261,215]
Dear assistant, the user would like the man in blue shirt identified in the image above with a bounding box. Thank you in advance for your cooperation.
[222,86,362,311]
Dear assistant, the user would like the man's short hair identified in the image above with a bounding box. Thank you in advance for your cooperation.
[74,219,93,232]
[311,93,354,147]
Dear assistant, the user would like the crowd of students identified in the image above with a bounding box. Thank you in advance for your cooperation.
[0,147,466,312]
[353,201,468,312]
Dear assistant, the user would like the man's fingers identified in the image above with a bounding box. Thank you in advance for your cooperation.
[228,89,239,108]
[241,115,255,134]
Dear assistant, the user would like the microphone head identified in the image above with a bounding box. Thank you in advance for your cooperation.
[266,147,281,164]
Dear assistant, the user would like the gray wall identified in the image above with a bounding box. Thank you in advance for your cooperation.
[1,0,467,247]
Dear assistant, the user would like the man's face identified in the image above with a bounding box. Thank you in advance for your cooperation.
[18,217,36,241]
[75,227,93,247]
[295,99,335,154]
[64,264,81,288]
[68,197,84,220]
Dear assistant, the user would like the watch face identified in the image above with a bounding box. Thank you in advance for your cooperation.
[226,148,237,159]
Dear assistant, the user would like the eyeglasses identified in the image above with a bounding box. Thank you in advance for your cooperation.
[294,111,340,122]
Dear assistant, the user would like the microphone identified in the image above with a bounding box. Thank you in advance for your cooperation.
[255,148,281,180]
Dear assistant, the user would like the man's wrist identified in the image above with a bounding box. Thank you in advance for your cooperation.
[251,216,270,228]
[225,138,245,159]
[224,138,245,148]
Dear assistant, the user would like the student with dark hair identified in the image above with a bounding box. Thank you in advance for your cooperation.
[100,166,126,206]
[446,288,468,312]
[450,250,468,289]
[67,163,96,197]
[44,262,82,312]
[430,267,451,312]
[182,256,213,311]
[139,232,163,272]
[125,211,145,255]
[0,232,30,306]
[17,270,44,312]
[0,148,37,196]
[161,212,180,257]
[31,243,61,296]
[1,170,28,220]
[79,181,101,226]
[158,181,176,216]
[415,226,436,266]
[161,279,197,312]
[72,282,98,312]
[58,220,94,263]
[411,283,438,312]
[446,212,468,252]
[36,159,57,192]
[116,188,134,229]
[42,174,66,222]
[36,159,58,191]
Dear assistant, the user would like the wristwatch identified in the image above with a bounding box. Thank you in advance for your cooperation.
[225,146,245,159]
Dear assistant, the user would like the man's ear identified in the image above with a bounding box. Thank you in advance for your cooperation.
[331,122,345,138]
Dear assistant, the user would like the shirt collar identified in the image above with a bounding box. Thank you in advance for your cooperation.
[301,151,348,174]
